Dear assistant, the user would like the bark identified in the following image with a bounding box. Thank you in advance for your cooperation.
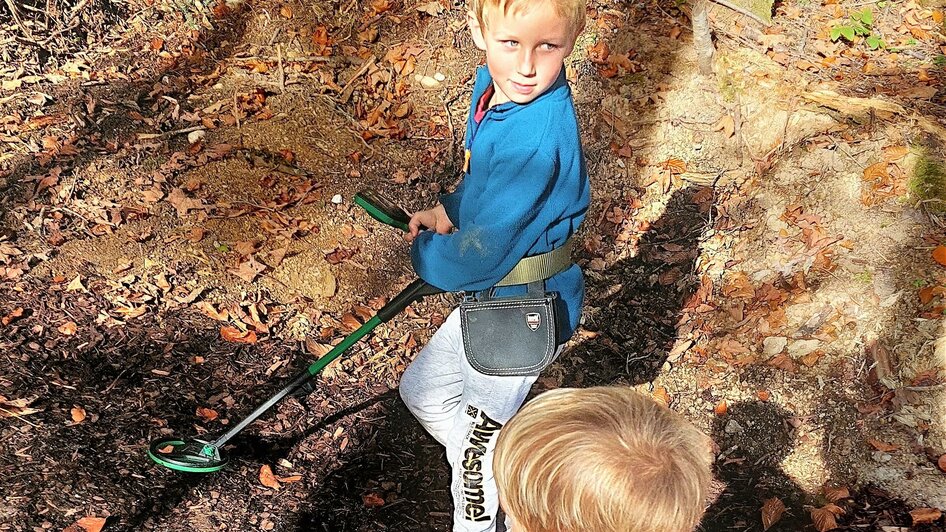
[692,0,715,76]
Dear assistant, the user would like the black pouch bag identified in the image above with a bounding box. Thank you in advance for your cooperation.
[459,281,558,376]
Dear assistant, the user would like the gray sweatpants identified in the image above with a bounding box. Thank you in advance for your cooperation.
[399,308,539,532]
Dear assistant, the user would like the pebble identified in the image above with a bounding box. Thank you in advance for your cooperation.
[187,130,205,144]
[331,194,343,204]
[787,339,820,359]
[433,72,446,82]
[763,336,787,356]
[872,451,892,463]
[419,75,441,89]
[724,419,744,434]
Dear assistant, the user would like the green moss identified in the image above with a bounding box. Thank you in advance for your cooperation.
[909,153,946,212]
[854,271,873,284]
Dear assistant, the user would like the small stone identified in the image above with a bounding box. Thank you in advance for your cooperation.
[433,72,446,82]
[414,73,423,82]
[763,336,788,356]
[787,339,820,359]
[420,75,441,89]
[872,451,892,463]
[187,130,205,144]
[724,419,744,434]
[331,194,343,204]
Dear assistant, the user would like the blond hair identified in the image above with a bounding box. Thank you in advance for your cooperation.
[469,0,586,38]
[493,387,712,532]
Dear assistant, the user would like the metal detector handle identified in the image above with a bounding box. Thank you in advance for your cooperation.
[377,278,444,322]
[354,189,411,232]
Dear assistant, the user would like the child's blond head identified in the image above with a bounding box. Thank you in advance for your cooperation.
[493,387,713,532]
[469,0,586,38]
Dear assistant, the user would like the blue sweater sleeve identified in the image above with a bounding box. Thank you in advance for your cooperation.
[438,179,467,228]
[411,146,555,292]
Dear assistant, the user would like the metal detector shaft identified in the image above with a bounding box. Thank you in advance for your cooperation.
[209,278,441,449]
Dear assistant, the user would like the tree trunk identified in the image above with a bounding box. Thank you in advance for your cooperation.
[692,0,715,76]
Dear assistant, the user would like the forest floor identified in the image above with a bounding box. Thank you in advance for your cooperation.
[1,0,946,530]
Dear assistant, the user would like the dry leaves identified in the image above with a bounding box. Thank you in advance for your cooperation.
[260,464,281,490]
[229,256,267,283]
[651,386,671,406]
[761,497,786,530]
[63,516,107,532]
[938,454,946,473]
[259,464,302,490]
[2,307,24,325]
[714,400,729,416]
[58,321,78,335]
[362,492,386,508]
[933,245,946,267]
[0,395,42,418]
[416,1,444,16]
[220,326,258,344]
[910,507,942,525]
[714,114,736,138]
[810,503,844,531]
[71,406,86,423]
[867,438,900,452]
[196,407,218,421]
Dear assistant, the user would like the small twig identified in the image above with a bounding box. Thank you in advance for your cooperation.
[709,0,770,26]
[277,44,286,94]
[338,55,377,104]
[0,407,40,427]
[902,383,946,392]
[233,91,241,129]
[233,55,332,63]
[136,125,205,140]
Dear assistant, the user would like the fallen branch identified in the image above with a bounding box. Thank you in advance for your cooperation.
[802,89,946,142]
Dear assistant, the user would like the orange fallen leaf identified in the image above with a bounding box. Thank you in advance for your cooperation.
[761,497,786,531]
[195,302,228,321]
[279,5,293,18]
[756,390,771,402]
[2,307,24,325]
[71,406,86,423]
[652,386,671,406]
[260,464,281,490]
[862,162,889,182]
[277,474,303,483]
[58,321,78,335]
[362,492,385,507]
[220,326,257,344]
[933,245,946,267]
[588,40,610,64]
[938,454,946,473]
[714,400,728,416]
[660,158,687,174]
[910,507,942,525]
[196,407,218,421]
[63,516,107,532]
[824,485,850,502]
[341,313,362,332]
[868,438,900,452]
[920,286,936,304]
[810,504,843,531]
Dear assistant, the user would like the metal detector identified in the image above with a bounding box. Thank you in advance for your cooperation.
[148,190,440,473]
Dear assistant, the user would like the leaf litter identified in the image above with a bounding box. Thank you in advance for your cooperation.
[0,0,944,530]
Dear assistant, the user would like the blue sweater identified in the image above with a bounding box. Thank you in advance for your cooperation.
[410,66,590,337]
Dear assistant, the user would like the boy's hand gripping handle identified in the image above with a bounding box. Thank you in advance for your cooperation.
[352,188,445,305]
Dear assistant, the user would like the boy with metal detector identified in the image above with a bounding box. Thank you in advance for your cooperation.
[400,0,590,530]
